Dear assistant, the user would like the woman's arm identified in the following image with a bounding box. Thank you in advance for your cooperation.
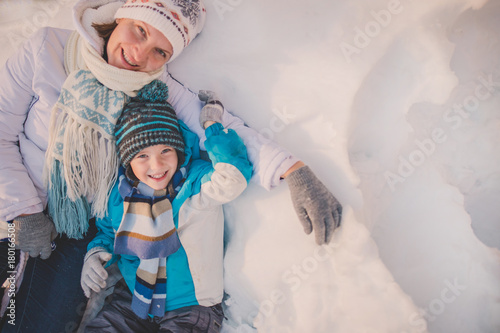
[183,92,252,208]
[163,72,299,191]
[0,29,45,221]
[281,161,306,178]
[0,28,72,257]
[165,78,343,244]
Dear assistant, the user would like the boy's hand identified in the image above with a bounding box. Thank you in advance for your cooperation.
[81,247,112,298]
[285,165,342,245]
[198,90,224,129]
[13,212,58,259]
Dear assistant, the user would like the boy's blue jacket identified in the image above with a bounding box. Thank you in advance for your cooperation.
[88,122,252,311]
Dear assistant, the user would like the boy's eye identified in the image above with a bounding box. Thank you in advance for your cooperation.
[136,153,147,159]
[162,148,172,154]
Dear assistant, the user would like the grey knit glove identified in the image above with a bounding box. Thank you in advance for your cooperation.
[198,90,224,129]
[285,166,342,245]
[81,247,112,298]
[13,212,58,259]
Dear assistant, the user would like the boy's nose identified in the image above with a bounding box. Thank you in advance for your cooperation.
[150,157,164,170]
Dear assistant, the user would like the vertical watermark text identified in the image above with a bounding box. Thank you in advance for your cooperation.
[4,222,17,326]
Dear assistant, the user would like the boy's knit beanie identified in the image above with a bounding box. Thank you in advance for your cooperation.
[115,0,206,63]
[114,80,185,170]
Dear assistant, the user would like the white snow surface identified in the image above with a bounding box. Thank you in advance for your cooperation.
[1,0,499,332]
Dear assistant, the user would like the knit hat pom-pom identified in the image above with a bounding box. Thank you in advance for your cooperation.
[136,80,169,102]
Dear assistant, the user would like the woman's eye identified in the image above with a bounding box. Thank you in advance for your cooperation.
[138,26,146,37]
[156,48,167,58]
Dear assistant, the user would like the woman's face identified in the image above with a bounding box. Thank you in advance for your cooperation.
[107,18,173,72]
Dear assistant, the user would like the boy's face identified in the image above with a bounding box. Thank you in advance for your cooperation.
[129,144,178,190]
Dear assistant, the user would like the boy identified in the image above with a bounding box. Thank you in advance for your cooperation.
[80,80,252,332]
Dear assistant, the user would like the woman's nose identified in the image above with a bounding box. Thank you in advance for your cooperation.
[132,43,149,63]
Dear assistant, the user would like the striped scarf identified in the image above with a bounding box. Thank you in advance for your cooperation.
[44,31,164,239]
[114,167,186,319]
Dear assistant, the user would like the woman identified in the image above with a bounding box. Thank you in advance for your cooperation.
[0,0,341,331]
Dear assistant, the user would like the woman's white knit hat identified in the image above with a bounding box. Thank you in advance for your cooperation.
[115,0,206,62]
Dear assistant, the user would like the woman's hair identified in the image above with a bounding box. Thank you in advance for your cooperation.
[92,21,118,61]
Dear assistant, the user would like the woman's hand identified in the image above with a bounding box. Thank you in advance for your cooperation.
[13,212,58,259]
[198,90,224,129]
[284,164,342,245]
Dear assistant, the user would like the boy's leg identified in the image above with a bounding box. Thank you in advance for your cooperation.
[0,220,97,333]
[84,279,157,333]
[77,262,123,331]
[157,304,224,333]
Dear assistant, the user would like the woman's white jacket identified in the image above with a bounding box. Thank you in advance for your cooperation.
[0,26,298,224]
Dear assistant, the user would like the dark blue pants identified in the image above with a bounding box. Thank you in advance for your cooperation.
[0,221,97,333]
[85,279,224,333]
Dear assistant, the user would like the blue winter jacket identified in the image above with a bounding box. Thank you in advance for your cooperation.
[88,121,252,311]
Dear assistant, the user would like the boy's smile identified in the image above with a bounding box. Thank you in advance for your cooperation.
[129,144,178,190]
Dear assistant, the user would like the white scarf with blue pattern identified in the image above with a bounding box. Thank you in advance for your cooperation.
[44,32,163,239]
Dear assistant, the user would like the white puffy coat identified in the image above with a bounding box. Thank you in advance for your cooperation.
[0,23,298,226]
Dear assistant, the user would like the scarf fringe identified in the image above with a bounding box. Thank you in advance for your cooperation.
[63,116,119,218]
[47,160,90,239]
[45,102,120,238]
[46,107,120,215]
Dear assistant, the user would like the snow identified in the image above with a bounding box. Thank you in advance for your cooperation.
[1,0,499,332]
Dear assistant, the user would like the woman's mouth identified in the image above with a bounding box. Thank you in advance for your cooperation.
[122,50,138,67]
